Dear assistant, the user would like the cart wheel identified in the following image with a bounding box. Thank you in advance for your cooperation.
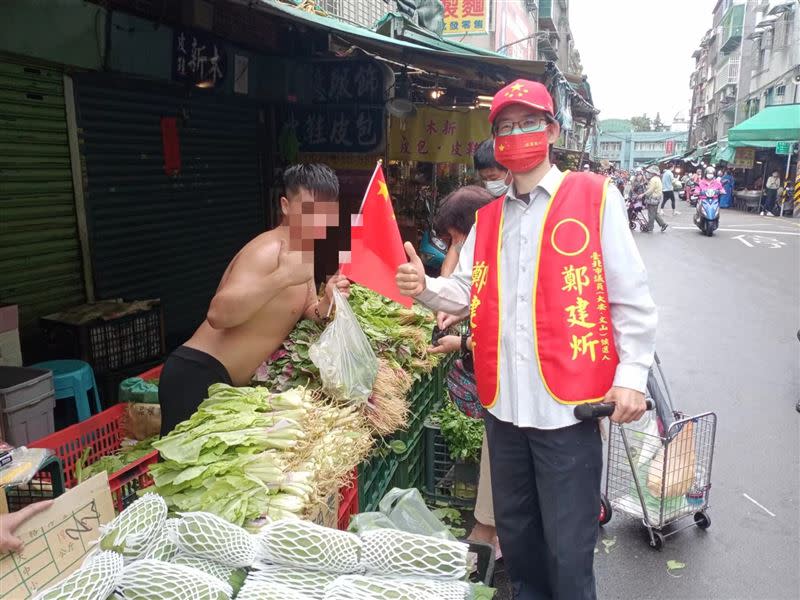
[647,530,665,551]
[640,222,649,232]
[599,495,613,526]
[629,221,636,230]
[694,511,711,530]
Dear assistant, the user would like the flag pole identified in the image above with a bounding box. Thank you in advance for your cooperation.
[357,159,383,215]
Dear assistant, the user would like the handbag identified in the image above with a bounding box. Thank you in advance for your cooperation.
[445,354,484,419]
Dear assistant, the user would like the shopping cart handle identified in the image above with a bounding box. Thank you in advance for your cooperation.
[574,399,654,421]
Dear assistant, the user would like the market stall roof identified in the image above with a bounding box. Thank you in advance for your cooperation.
[245,0,596,116]
[248,0,547,89]
[728,104,800,147]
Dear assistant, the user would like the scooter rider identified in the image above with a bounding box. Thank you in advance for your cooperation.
[697,167,724,214]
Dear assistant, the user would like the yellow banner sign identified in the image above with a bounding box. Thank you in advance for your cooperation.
[443,0,488,35]
[389,107,491,165]
[732,147,755,169]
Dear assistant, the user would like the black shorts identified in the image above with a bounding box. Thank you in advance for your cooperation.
[158,346,232,436]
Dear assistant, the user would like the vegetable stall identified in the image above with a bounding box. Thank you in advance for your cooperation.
[12,284,494,598]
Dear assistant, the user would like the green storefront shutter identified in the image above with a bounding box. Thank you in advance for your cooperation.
[72,74,264,350]
[0,57,85,339]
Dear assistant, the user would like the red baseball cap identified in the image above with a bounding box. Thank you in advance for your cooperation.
[489,79,556,124]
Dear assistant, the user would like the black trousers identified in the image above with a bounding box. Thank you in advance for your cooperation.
[660,190,675,209]
[158,345,232,436]
[485,412,602,600]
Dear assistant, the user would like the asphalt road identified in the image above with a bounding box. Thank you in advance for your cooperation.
[495,207,800,599]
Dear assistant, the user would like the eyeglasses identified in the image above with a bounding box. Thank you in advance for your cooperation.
[492,117,549,137]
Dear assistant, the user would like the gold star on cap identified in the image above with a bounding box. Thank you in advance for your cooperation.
[511,83,523,92]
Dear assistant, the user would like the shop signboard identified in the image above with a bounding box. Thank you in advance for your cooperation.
[172,27,226,87]
[665,140,675,155]
[443,0,488,35]
[281,106,384,154]
[388,106,491,165]
[775,141,792,155]
[732,147,755,169]
[311,60,383,105]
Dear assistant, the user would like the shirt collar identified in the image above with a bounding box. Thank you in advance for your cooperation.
[505,165,563,205]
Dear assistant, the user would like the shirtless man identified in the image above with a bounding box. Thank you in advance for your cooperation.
[158,163,349,435]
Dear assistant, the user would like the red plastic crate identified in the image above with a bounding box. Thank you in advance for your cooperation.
[337,468,359,530]
[137,364,163,381]
[28,404,159,512]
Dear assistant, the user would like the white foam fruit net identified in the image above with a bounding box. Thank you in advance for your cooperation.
[172,553,237,585]
[143,517,180,562]
[247,564,338,599]
[174,511,257,567]
[360,529,469,580]
[323,575,441,600]
[256,519,362,574]
[237,579,307,600]
[117,559,233,600]
[99,493,167,561]
[33,551,124,600]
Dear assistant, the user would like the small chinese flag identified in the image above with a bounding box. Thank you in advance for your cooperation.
[341,162,412,308]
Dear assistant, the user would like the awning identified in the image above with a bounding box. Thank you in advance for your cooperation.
[768,1,795,15]
[247,1,597,116]
[728,104,800,147]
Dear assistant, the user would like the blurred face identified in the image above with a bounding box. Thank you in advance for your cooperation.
[478,166,507,183]
[772,171,779,178]
[281,187,339,240]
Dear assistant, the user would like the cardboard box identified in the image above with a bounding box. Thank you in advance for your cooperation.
[0,473,115,599]
[0,305,18,334]
[308,489,340,530]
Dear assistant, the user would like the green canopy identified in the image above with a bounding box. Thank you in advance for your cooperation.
[728,104,800,147]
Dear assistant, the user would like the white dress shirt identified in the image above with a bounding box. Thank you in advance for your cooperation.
[417,166,657,430]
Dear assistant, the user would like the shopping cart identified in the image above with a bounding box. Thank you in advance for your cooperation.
[577,353,717,550]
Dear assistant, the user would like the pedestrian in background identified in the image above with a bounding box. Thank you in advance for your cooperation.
[659,162,680,216]
[762,171,781,216]
[474,139,510,199]
[720,168,735,208]
[645,165,668,232]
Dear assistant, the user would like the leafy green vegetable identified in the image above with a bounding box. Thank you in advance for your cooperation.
[434,402,484,464]
[76,437,158,483]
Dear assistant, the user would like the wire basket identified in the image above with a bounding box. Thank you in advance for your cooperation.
[606,411,717,530]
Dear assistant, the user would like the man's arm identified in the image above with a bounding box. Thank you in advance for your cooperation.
[602,185,657,395]
[207,241,308,329]
[415,227,475,318]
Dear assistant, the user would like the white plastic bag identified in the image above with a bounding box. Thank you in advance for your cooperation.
[309,288,378,405]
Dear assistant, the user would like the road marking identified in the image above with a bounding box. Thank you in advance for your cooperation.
[672,227,800,236]
[733,235,753,247]
[732,234,787,248]
[742,493,776,517]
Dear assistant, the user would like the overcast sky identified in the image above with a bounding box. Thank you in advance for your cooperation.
[569,0,718,124]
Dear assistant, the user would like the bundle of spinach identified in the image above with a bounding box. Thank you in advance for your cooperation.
[75,436,158,484]
[433,401,484,464]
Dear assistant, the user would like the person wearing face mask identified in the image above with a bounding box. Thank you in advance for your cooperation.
[697,166,724,216]
[396,80,657,600]
[474,138,510,198]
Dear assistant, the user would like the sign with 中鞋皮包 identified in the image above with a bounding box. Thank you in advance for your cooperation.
[443,0,488,35]
[389,107,491,165]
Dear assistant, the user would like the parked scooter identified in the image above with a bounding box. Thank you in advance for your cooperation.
[693,168,723,236]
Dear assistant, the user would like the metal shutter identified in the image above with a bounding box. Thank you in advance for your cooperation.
[73,74,264,349]
[0,57,85,336]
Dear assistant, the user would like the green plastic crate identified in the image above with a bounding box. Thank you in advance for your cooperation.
[423,420,478,509]
[3,455,66,512]
[358,449,398,514]
[391,426,427,491]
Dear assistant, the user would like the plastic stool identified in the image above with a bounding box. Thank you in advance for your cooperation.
[31,360,102,423]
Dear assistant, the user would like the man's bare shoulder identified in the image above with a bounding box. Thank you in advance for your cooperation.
[235,230,284,273]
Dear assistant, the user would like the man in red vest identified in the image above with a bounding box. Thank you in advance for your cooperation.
[397,80,657,599]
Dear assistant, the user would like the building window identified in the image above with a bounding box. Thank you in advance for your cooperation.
[728,54,740,84]
[776,84,786,104]
[765,87,774,106]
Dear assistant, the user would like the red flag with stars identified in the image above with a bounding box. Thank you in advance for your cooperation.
[341,162,412,307]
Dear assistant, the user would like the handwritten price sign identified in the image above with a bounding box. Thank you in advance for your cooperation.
[0,474,115,599]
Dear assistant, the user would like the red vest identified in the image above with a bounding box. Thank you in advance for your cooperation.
[470,171,620,408]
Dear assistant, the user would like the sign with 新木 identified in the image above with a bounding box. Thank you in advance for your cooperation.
[389,106,492,165]
[173,28,226,87]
